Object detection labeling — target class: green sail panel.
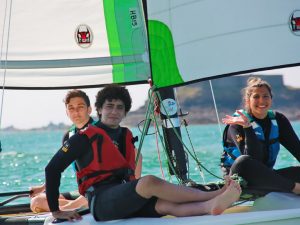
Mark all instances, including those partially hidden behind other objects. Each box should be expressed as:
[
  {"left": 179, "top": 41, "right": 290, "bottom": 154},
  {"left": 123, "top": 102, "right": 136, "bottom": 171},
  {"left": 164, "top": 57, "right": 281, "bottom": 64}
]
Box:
[
  {"left": 103, "top": 0, "right": 150, "bottom": 84},
  {"left": 148, "top": 20, "right": 184, "bottom": 88}
]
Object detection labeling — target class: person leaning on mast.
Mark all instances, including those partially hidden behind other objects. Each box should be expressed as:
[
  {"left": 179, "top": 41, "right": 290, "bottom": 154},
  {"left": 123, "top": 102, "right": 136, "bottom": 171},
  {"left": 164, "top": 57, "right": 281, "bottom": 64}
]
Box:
[
  {"left": 221, "top": 77, "right": 300, "bottom": 194},
  {"left": 30, "top": 89, "right": 94, "bottom": 212},
  {"left": 45, "top": 84, "right": 241, "bottom": 221}
]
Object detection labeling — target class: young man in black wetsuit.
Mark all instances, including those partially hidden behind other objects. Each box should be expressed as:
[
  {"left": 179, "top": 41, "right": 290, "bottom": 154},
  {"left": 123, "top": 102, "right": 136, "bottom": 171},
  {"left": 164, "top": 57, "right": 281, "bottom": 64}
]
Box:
[
  {"left": 30, "top": 90, "right": 94, "bottom": 212},
  {"left": 46, "top": 84, "right": 241, "bottom": 221}
]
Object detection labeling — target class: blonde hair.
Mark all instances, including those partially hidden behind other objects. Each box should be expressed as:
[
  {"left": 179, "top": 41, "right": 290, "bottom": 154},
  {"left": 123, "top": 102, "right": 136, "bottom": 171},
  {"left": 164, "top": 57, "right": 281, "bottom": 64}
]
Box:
[{"left": 242, "top": 77, "right": 273, "bottom": 113}]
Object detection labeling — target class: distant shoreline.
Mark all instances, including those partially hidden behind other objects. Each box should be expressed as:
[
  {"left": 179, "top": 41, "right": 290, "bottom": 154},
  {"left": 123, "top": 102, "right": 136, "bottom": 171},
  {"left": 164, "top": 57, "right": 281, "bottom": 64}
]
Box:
[{"left": 3, "top": 75, "right": 300, "bottom": 132}]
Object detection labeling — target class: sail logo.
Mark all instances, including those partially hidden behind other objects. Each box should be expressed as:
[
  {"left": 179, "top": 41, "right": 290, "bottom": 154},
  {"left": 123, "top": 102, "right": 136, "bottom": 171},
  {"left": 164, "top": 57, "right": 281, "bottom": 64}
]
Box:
[
  {"left": 290, "top": 10, "right": 300, "bottom": 35},
  {"left": 75, "top": 24, "right": 93, "bottom": 48},
  {"left": 129, "top": 8, "right": 140, "bottom": 28},
  {"left": 160, "top": 98, "right": 177, "bottom": 116}
]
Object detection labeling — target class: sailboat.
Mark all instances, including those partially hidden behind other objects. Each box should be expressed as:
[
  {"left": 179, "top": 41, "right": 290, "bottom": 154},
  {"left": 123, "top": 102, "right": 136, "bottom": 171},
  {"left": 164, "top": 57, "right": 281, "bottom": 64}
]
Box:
[{"left": 1, "top": 0, "right": 300, "bottom": 224}]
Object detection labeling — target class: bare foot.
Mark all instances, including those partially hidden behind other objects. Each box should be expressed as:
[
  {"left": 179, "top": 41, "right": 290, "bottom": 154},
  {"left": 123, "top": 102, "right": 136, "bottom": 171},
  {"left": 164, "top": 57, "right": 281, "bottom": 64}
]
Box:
[
  {"left": 210, "top": 180, "right": 241, "bottom": 215},
  {"left": 218, "top": 176, "right": 233, "bottom": 194}
]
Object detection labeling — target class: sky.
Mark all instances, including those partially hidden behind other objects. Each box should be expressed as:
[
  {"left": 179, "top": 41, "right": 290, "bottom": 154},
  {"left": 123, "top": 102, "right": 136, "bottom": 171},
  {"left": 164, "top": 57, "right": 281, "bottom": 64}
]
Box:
[{"left": 1, "top": 66, "right": 300, "bottom": 130}]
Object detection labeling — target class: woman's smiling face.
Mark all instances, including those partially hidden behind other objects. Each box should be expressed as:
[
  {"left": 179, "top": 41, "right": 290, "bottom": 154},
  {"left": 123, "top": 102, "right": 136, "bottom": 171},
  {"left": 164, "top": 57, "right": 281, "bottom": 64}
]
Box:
[{"left": 247, "top": 86, "right": 272, "bottom": 119}]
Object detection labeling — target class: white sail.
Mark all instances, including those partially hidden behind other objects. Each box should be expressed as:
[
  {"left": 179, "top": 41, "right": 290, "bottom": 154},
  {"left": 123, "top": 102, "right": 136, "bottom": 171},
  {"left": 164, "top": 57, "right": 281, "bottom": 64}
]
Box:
[
  {"left": 0, "top": 0, "right": 150, "bottom": 89},
  {"left": 146, "top": 0, "right": 300, "bottom": 88}
]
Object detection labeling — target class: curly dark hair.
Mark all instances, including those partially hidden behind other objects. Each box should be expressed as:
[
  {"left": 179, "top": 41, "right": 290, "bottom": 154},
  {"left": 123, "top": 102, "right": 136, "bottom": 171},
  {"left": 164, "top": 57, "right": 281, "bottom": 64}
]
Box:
[
  {"left": 64, "top": 89, "right": 90, "bottom": 107},
  {"left": 95, "top": 84, "right": 132, "bottom": 115}
]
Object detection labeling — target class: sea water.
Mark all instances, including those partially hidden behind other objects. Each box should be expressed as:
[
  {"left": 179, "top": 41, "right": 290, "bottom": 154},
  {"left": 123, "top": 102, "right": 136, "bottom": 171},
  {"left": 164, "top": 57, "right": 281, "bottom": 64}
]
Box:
[{"left": 1, "top": 122, "right": 300, "bottom": 204}]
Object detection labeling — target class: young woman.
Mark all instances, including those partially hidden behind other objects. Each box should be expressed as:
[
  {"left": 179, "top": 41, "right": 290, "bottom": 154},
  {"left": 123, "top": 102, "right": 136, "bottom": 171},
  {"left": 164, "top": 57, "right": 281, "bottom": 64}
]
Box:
[{"left": 221, "top": 77, "right": 300, "bottom": 194}]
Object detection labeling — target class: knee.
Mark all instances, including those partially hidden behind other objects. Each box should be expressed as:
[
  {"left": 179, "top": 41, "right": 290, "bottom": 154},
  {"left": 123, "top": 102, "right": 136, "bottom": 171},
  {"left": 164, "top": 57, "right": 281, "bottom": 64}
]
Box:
[
  {"left": 155, "top": 199, "right": 174, "bottom": 216},
  {"left": 30, "top": 195, "right": 49, "bottom": 213},
  {"left": 231, "top": 155, "right": 252, "bottom": 175},
  {"left": 136, "top": 175, "right": 162, "bottom": 198},
  {"left": 139, "top": 175, "right": 162, "bottom": 187}
]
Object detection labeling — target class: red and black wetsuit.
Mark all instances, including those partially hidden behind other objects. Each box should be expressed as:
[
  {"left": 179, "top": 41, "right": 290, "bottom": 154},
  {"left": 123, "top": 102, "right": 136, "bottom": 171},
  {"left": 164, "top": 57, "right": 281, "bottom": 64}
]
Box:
[
  {"left": 60, "top": 117, "right": 94, "bottom": 200},
  {"left": 45, "top": 121, "right": 161, "bottom": 220}
]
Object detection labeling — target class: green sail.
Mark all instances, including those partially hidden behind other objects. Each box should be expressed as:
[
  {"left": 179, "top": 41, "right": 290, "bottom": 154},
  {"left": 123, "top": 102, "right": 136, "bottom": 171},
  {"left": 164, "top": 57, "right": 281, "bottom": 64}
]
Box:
[
  {"left": 148, "top": 20, "right": 184, "bottom": 88},
  {"left": 103, "top": 0, "right": 150, "bottom": 84}
]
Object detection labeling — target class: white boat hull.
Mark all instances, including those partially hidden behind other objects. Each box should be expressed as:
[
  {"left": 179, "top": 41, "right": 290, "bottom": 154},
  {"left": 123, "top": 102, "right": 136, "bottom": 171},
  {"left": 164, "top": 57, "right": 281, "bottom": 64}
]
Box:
[{"left": 43, "top": 192, "right": 300, "bottom": 225}]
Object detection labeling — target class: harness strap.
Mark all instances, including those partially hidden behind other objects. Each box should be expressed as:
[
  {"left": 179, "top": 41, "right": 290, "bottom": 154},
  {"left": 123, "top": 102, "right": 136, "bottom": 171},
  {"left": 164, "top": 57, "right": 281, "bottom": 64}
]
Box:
[{"left": 78, "top": 168, "right": 134, "bottom": 185}]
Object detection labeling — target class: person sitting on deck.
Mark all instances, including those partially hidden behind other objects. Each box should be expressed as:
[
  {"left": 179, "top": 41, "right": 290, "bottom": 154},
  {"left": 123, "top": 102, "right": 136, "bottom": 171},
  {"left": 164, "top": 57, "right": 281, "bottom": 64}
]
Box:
[
  {"left": 221, "top": 77, "right": 300, "bottom": 194},
  {"left": 45, "top": 84, "right": 241, "bottom": 221},
  {"left": 30, "top": 90, "right": 94, "bottom": 212}
]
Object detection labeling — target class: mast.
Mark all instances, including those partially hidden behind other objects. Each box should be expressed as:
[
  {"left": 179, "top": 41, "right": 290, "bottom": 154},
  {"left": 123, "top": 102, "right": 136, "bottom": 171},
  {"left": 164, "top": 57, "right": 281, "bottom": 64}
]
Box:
[
  {"left": 142, "top": 0, "right": 188, "bottom": 183},
  {"left": 158, "top": 87, "right": 188, "bottom": 182}
]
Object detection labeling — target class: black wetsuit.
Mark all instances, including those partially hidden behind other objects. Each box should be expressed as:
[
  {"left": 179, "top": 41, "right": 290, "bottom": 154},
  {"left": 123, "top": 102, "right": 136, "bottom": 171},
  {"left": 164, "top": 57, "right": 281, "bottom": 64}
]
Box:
[
  {"left": 222, "top": 111, "right": 300, "bottom": 192},
  {"left": 62, "top": 117, "right": 94, "bottom": 144},
  {"left": 60, "top": 117, "right": 94, "bottom": 200},
  {"left": 45, "top": 121, "right": 161, "bottom": 221}
]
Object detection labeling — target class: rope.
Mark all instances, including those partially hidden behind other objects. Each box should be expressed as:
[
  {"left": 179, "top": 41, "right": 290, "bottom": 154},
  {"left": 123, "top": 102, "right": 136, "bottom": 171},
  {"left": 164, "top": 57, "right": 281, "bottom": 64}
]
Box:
[
  {"left": 209, "top": 80, "right": 223, "bottom": 140},
  {"left": 135, "top": 87, "right": 154, "bottom": 165},
  {"left": 0, "top": 0, "right": 13, "bottom": 129},
  {"left": 136, "top": 85, "right": 224, "bottom": 184},
  {"left": 154, "top": 90, "right": 223, "bottom": 181},
  {"left": 154, "top": 121, "right": 165, "bottom": 180}
]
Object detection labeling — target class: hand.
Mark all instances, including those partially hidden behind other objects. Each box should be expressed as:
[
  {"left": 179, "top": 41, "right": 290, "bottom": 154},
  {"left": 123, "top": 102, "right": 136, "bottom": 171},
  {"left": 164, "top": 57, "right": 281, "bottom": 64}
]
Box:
[
  {"left": 29, "top": 183, "right": 45, "bottom": 197},
  {"left": 222, "top": 110, "right": 251, "bottom": 128},
  {"left": 52, "top": 210, "right": 82, "bottom": 221}
]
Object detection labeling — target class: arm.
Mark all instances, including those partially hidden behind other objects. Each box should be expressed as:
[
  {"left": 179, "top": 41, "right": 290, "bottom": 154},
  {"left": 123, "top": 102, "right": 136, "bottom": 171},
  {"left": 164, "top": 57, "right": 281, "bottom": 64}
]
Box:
[
  {"left": 223, "top": 111, "right": 265, "bottom": 161},
  {"left": 29, "top": 183, "right": 45, "bottom": 197},
  {"left": 227, "top": 126, "right": 264, "bottom": 160},
  {"left": 45, "top": 134, "right": 87, "bottom": 220},
  {"left": 60, "top": 195, "right": 88, "bottom": 210},
  {"left": 277, "top": 112, "right": 300, "bottom": 162}
]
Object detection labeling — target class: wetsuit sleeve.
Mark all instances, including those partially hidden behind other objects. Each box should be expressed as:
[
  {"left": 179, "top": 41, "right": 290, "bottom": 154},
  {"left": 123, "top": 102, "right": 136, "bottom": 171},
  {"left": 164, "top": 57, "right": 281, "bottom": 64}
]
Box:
[
  {"left": 276, "top": 112, "right": 300, "bottom": 162},
  {"left": 61, "top": 131, "right": 69, "bottom": 145},
  {"left": 227, "top": 124, "right": 265, "bottom": 161},
  {"left": 45, "top": 134, "right": 89, "bottom": 212}
]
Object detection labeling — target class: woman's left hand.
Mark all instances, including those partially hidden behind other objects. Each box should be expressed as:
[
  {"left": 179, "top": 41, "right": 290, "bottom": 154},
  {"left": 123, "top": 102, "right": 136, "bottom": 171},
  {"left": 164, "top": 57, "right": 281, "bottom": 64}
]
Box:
[{"left": 222, "top": 110, "right": 251, "bottom": 128}]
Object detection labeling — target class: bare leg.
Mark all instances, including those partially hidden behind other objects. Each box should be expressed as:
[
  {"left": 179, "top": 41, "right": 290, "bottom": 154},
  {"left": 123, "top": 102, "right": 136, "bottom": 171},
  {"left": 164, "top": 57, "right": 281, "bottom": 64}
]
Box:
[
  {"left": 155, "top": 180, "right": 241, "bottom": 217},
  {"left": 30, "top": 193, "right": 69, "bottom": 213},
  {"left": 136, "top": 175, "right": 232, "bottom": 203},
  {"left": 292, "top": 183, "right": 300, "bottom": 194}
]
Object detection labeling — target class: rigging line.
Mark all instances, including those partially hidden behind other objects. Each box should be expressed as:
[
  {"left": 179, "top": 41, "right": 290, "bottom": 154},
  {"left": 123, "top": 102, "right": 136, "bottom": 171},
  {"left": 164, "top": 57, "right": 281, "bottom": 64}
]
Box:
[
  {"left": 135, "top": 87, "right": 154, "bottom": 165},
  {"left": 209, "top": 80, "right": 223, "bottom": 140},
  {"left": 154, "top": 119, "right": 166, "bottom": 180},
  {"left": 152, "top": 110, "right": 181, "bottom": 183},
  {"left": 0, "top": 0, "right": 13, "bottom": 129},
  {"left": 150, "top": 92, "right": 181, "bottom": 182},
  {"left": 173, "top": 87, "right": 205, "bottom": 182},
  {"left": 0, "top": 0, "right": 9, "bottom": 61},
  {"left": 155, "top": 90, "right": 222, "bottom": 180}
]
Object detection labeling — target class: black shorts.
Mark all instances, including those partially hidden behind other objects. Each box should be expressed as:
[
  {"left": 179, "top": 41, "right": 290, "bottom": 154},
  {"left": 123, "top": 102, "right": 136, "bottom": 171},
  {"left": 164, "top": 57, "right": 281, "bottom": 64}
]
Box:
[
  {"left": 61, "top": 190, "right": 80, "bottom": 200},
  {"left": 89, "top": 179, "right": 163, "bottom": 221}
]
